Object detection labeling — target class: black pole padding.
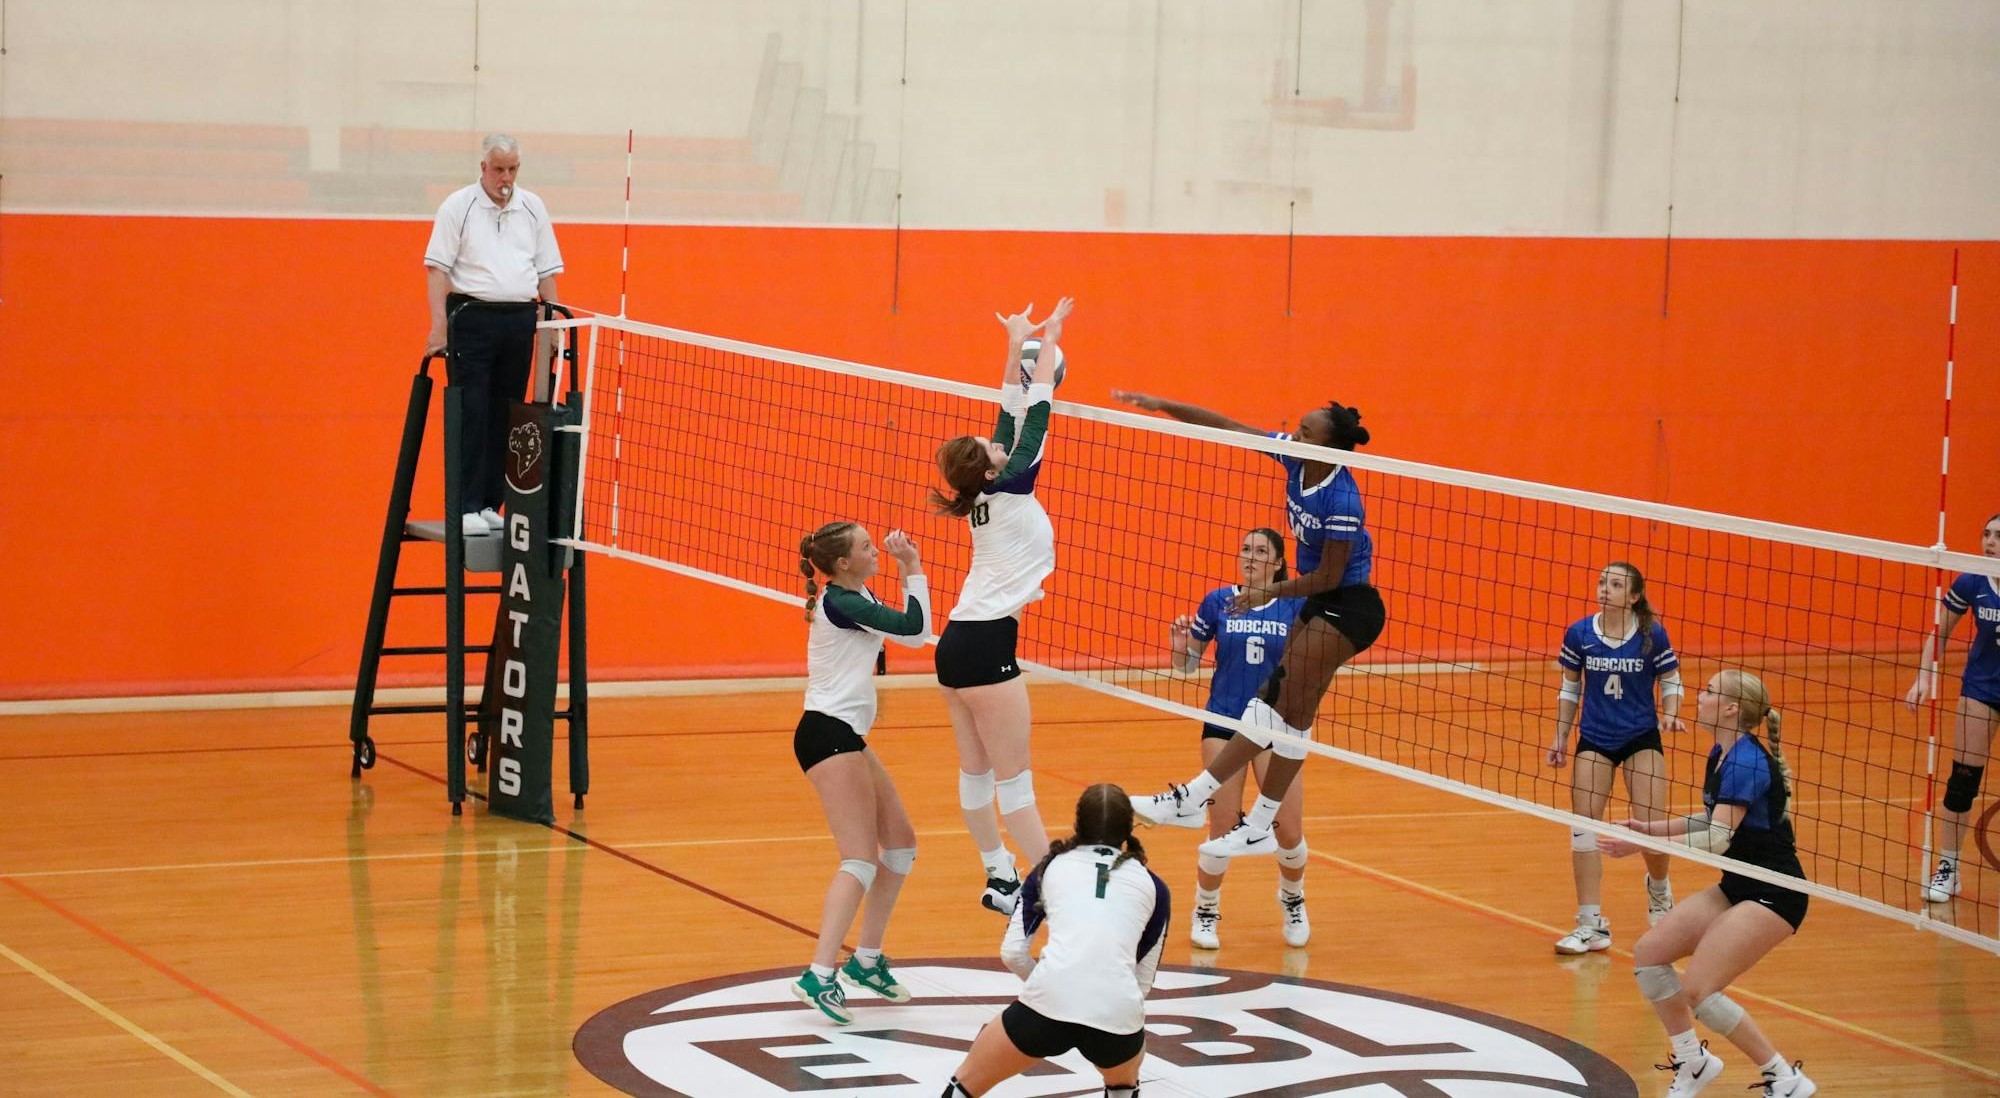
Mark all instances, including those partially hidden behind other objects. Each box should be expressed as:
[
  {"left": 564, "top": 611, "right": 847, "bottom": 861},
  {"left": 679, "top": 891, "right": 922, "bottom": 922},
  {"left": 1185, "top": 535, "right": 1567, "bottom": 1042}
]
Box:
[
  {"left": 444, "top": 384, "right": 467, "bottom": 811},
  {"left": 568, "top": 547, "right": 589, "bottom": 799},
  {"left": 350, "top": 356, "right": 440, "bottom": 756}
]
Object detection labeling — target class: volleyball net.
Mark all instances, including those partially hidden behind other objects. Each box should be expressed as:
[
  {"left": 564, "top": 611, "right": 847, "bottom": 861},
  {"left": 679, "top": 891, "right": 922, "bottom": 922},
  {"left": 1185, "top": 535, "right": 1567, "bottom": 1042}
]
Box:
[{"left": 545, "top": 312, "right": 2000, "bottom": 955}]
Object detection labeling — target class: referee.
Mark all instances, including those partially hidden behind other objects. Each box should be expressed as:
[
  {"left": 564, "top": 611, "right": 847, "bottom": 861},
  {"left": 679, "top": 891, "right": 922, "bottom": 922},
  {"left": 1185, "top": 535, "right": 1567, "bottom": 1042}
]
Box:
[{"left": 423, "top": 133, "right": 563, "bottom": 536}]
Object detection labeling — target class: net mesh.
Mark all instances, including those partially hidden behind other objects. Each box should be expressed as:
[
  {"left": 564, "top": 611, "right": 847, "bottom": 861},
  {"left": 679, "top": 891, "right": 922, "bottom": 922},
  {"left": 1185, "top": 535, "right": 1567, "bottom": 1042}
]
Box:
[{"left": 557, "top": 313, "right": 1999, "bottom": 953}]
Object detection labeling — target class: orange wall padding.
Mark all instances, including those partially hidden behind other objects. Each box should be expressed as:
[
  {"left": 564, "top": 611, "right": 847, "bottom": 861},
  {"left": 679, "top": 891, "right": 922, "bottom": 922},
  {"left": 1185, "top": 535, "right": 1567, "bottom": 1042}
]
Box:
[{"left": 0, "top": 215, "right": 1993, "bottom": 698}]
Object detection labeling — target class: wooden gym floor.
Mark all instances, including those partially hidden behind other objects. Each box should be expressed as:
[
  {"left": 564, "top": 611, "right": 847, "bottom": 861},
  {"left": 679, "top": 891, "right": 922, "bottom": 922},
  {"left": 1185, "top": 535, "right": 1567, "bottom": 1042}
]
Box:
[{"left": 2, "top": 681, "right": 1996, "bottom": 1096}]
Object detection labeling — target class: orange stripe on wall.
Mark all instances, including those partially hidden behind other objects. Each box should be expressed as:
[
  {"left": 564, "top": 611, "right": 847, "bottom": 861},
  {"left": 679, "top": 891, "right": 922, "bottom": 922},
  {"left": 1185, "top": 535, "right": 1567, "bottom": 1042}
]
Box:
[{"left": 0, "top": 215, "right": 1993, "bottom": 697}]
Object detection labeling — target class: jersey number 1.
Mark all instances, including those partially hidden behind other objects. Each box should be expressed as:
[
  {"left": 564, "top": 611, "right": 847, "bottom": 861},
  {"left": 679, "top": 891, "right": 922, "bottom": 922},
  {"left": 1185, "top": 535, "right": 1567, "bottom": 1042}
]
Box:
[{"left": 1094, "top": 862, "right": 1111, "bottom": 898}]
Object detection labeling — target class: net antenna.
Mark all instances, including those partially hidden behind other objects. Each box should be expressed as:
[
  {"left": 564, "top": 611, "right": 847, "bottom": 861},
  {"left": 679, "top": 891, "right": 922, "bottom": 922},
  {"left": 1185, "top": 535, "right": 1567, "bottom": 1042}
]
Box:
[
  {"left": 1919, "top": 249, "right": 1962, "bottom": 881},
  {"left": 543, "top": 311, "right": 2000, "bottom": 956}
]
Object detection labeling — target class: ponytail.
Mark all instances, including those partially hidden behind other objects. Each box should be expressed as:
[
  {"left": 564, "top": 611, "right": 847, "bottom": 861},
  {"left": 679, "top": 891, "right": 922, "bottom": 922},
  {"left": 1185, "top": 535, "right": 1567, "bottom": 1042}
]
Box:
[
  {"left": 1764, "top": 709, "right": 1795, "bottom": 823},
  {"left": 798, "top": 538, "right": 819, "bottom": 622}
]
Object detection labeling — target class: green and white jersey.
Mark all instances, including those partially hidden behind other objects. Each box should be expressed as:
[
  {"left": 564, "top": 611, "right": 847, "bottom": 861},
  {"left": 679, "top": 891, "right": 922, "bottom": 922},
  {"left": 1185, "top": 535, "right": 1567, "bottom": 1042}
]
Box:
[
  {"left": 805, "top": 577, "right": 931, "bottom": 734},
  {"left": 951, "top": 381, "right": 1057, "bottom": 623}
]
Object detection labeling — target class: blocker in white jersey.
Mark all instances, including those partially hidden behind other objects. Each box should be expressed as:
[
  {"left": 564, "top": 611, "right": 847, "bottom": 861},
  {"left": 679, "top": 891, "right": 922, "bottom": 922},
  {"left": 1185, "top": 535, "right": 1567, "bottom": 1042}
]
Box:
[
  {"left": 790, "top": 524, "right": 929, "bottom": 1026},
  {"left": 942, "top": 784, "right": 1165, "bottom": 1098},
  {"left": 929, "top": 298, "right": 1074, "bottom": 921}
]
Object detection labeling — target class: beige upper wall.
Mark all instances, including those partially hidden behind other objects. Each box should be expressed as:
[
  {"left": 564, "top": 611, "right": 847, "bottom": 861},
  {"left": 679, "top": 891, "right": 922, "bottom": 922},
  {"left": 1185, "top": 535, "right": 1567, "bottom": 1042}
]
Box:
[{"left": 1, "top": 0, "right": 1994, "bottom": 236}]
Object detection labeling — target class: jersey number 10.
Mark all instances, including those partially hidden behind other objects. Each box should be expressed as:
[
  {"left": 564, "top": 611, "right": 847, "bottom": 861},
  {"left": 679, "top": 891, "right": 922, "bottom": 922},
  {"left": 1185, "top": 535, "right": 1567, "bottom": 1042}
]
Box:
[{"left": 970, "top": 502, "right": 991, "bottom": 528}]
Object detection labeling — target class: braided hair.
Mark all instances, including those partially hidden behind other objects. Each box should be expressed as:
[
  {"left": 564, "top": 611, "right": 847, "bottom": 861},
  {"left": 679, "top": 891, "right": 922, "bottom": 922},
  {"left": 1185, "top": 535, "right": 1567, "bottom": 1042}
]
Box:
[{"left": 798, "top": 521, "right": 858, "bottom": 622}]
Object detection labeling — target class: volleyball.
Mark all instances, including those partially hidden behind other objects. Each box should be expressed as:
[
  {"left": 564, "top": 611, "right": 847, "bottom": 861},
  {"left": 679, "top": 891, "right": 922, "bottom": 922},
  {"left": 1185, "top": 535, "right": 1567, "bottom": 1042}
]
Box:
[{"left": 1019, "top": 338, "right": 1066, "bottom": 390}]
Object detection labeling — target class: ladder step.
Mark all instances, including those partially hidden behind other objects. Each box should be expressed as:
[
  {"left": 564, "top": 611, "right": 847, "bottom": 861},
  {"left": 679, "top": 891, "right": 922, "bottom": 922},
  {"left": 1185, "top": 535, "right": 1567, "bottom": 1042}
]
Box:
[
  {"left": 391, "top": 585, "right": 505, "bottom": 596},
  {"left": 380, "top": 645, "right": 495, "bottom": 657},
  {"left": 368, "top": 703, "right": 485, "bottom": 716}
]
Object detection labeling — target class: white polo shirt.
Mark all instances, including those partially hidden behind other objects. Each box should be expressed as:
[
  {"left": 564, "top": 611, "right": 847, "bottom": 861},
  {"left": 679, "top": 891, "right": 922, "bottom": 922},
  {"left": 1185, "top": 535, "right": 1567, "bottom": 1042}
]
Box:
[{"left": 424, "top": 183, "right": 563, "bottom": 302}]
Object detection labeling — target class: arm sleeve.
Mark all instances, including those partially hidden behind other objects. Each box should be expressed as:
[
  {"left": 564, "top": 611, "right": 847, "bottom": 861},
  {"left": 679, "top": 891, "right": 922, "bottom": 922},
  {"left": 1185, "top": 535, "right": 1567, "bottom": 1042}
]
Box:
[
  {"left": 993, "top": 391, "right": 1052, "bottom": 488},
  {"left": 999, "top": 892, "right": 1035, "bottom": 979},
  {"left": 1711, "top": 744, "right": 1770, "bottom": 808},
  {"left": 1557, "top": 623, "right": 1585, "bottom": 672},
  {"left": 1651, "top": 626, "right": 1681, "bottom": 673},
  {"left": 1133, "top": 872, "right": 1171, "bottom": 996},
  {"left": 1188, "top": 591, "right": 1221, "bottom": 646},
  {"left": 1945, "top": 573, "right": 1977, "bottom": 614},
  {"left": 821, "top": 583, "right": 928, "bottom": 643},
  {"left": 1321, "top": 477, "right": 1366, "bottom": 542},
  {"left": 1263, "top": 429, "right": 1292, "bottom": 467},
  {"left": 423, "top": 195, "right": 462, "bottom": 271}
]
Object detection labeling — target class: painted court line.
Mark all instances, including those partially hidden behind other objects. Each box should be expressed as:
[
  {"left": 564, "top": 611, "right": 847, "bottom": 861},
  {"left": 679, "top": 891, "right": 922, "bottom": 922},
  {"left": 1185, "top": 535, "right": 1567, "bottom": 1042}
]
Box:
[
  {"left": 1, "top": 878, "right": 397, "bottom": 1097},
  {"left": 0, "top": 937, "right": 255, "bottom": 1097},
  {"left": 1301, "top": 845, "right": 2000, "bottom": 1085}
]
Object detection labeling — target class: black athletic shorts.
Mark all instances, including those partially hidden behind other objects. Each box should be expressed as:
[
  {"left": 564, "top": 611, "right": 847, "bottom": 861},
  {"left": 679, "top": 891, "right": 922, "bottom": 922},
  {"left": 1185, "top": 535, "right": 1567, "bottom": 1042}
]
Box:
[
  {"left": 1001, "top": 1001, "right": 1145, "bottom": 1069},
  {"left": 935, "top": 617, "right": 1021, "bottom": 689},
  {"left": 1299, "top": 584, "right": 1386, "bottom": 653},
  {"left": 1576, "top": 729, "right": 1665, "bottom": 767},
  {"left": 794, "top": 710, "right": 867, "bottom": 773},
  {"left": 1719, "top": 867, "right": 1809, "bottom": 932}
]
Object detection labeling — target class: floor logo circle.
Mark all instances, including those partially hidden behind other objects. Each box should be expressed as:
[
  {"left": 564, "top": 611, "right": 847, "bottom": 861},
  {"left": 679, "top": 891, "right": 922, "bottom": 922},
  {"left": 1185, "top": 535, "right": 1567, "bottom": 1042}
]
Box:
[{"left": 574, "top": 958, "right": 1635, "bottom": 1096}]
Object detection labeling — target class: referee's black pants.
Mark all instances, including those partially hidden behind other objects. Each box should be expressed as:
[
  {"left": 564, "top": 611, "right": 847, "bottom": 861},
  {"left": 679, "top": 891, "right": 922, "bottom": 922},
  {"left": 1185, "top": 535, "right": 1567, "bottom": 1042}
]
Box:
[{"left": 444, "top": 294, "right": 537, "bottom": 514}]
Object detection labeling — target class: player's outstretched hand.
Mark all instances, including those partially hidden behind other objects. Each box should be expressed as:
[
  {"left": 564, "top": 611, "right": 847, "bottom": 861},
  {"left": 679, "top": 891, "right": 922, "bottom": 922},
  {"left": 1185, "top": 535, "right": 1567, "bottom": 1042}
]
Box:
[
  {"left": 1113, "top": 390, "right": 1166, "bottom": 412},
  {"left": 1040, "top": 297, "right": 1074, "bottom": 343},
  {"left": 996, "top": 303, "right": 1040, "bottom": 343}
]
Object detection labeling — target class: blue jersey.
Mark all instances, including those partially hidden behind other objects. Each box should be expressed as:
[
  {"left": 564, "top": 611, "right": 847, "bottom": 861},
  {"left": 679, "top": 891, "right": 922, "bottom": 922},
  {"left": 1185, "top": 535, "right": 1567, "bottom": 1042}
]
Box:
[
  {"left": 1943, "top": 572, "right": 2000, "bottom": 705},
  {"left": 1558, "top": 615, "right": 1679, "bottom": 748},
  {"left": 1189, "top": 586, "right": 1306, "bottom": 724},
  {"left": 1702, "top": 735, "right": 1801, "bottom": 878},
  {"left": 1268, "top": 431, "right": 1372, "bottom": 587}
]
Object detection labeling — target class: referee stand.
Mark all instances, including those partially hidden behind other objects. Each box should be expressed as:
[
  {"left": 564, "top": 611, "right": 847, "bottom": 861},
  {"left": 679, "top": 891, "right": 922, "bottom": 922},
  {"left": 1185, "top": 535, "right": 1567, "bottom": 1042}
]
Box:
[{"left": 349, "top": 300, "right": 589, "bottom": 822}]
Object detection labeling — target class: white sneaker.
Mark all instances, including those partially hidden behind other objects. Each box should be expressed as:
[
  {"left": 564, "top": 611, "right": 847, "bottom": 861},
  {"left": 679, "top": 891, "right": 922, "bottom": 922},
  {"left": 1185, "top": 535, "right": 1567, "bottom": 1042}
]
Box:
[
  {"left": 981, "top": 875, "right": 1021, "bottom": 915},
  {"left": 1656, "top": 1042, "right": 1723, "bottom": 1096},
  {"left": 461, "top": 512, "right": 491, "bottom": 537},
  {"left": 1198, "top": 822, "right": 1277, "bottom": 858},
  {"left": 1189, "top": 906, "right": 1220, "bottom": 950},
  {"left": 1758, "top": 1063, "right": 1816, "bottom": 1098},
  {"left": 478, "top": 507, "right": 504, "bottom": 532},
  {"left": 1279, "top": 889, "right": 1311, "bottom": 947},
  {"left": 1132, "top": 783, "right": 1208, "bottom": 829},
  {"left": 1923, "top": 860, "right": 1960, "bottom": 903},
  {"left": 1647, "top": 880, "right": 1676, "bottom": 926},
  {"left": 1553, "top": 913, "right": 1611, "bottom": 955}
]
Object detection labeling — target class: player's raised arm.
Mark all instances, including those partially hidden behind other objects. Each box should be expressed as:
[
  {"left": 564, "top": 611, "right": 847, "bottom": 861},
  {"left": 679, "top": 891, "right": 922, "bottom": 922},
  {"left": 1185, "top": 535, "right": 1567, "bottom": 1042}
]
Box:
[{"left": 1111, "top": 390, "right": 1263, "bottom": 435}]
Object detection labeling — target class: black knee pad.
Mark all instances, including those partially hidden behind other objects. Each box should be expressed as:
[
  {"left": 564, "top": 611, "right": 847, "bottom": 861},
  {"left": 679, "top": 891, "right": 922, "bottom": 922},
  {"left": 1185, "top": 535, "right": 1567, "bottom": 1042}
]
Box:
[
  {"left": 1944, "top": 762, "right": 1985, "bottom": 814},
  {"left": 1259, "top": 663, "right": 1289, "bottom": 705}
]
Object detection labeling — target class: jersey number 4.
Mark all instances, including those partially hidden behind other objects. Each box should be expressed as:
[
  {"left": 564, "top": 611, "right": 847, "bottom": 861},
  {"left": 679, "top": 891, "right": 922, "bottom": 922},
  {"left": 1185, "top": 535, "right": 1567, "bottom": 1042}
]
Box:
[
  {"left": 1602, "top": 674, "right": 1624, "bottom": 700},
  {"left": 970, "top": 502, "right": 991, "bottom": 528}
]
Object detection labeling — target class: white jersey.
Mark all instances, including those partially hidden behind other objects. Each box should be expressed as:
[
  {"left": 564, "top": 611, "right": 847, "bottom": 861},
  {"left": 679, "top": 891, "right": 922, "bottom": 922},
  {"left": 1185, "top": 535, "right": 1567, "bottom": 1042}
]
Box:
[
  {"left": 802, "top": 578, "right": 929, "bottom": 734},
  {"left": 951, "top": 382, "right": 1057, "bottom": 622},
  {"left": 1000, "top": 844, "right": 1170, "bottom": 1035}
]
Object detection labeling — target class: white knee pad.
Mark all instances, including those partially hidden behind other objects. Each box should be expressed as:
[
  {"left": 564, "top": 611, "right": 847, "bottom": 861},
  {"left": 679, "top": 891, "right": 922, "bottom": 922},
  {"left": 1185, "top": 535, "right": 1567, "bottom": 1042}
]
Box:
[
  {"left": 839, "top": 858, "right": 878, "bottom": 891},
  {"left": 879, "top": 846, "right": 917, "bottom": 875},
  {"left": 1277, "top": 841, "right": 1309, "bottom": 870},
  {"left": 1197, "top": 852, "right": 1231, "bottom": 877},
  {"left": 1634, "top": 964, "right": 1681, "bottom": 1003},
  {"left": 959, "top": 769, "right": 996, "bottom": 811},
  {"left": 996, "top": 770, "right": 1037, "bottom": 814},
  {"left": 1570, "top": 828, "right": 1597, "bottom": 853},
  {"left": 1237, "top": 699, "right": 1283, "bottom": 749},
  {"left": 1693, "top": 991, "right": 1745, "bottom": 1036}
]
